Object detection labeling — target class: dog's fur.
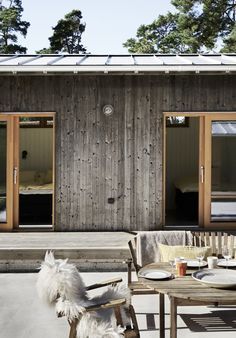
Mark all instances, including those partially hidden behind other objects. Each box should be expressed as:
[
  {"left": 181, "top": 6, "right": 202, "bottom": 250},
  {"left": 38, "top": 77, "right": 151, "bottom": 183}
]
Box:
[{"left": 37, "top": 251, "right": 131, "bottom": 337}]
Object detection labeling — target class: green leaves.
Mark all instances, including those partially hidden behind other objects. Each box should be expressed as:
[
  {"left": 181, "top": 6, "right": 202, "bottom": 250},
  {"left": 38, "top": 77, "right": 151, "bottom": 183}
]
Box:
[
  {"left": 37, "top": 9, "right": 87, "bottom": 54},
  {"left": 0, "top": 0, "right": 30, "bottom": 54},
  {"left": 123, "top": 0, "right": 236, "bottom": 53}
]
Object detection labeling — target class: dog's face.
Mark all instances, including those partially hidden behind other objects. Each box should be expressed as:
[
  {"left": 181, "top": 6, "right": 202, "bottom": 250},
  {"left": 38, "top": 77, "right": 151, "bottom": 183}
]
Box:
[{"left": 36, "top": 251, "right": 87, "bottom": 305}]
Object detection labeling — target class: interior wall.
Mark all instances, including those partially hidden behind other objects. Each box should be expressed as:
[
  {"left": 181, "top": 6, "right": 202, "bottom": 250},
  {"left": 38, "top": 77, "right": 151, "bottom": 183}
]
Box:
[
  {"left": 166, "top": 117, "right": 199, "bottom": 209},
  {"left": 20, "top": 128, "right": 53, "bottom": 171}
]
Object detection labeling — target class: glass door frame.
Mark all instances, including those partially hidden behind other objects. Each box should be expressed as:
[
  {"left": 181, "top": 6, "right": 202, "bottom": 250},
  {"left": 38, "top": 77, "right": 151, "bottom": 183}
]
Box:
[
  {"left": 163, "top": 111, "right": 236, "bottom": 229},
  {"left": 0, "top": 115, "right": 14, "bottom": 231},
  {"left": 163, "top": 112, "right": 205, "bottom": 228},
  {"left": 0, "top": 113, "right": 55, "bottom": 231},
  {"left": 204, "top": 113, "right": 236, "bottom": 228}
]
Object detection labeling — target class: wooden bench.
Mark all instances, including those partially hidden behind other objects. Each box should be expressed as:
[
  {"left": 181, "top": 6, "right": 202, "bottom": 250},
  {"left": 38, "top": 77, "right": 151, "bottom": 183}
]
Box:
[{"left": 191, "top": 231, "right": 235, "bottom": 257}]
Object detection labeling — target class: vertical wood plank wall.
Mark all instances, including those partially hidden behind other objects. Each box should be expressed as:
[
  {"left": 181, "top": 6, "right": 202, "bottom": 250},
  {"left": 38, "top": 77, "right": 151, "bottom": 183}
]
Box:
[{"left": 0, "top": 75, "right": 235, "bottom": 231}]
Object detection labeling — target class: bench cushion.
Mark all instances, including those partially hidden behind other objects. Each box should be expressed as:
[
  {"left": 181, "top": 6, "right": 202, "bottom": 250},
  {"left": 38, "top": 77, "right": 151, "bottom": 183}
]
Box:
[{"left": 159, "top": 243, "right": 212, "bottom": 261}]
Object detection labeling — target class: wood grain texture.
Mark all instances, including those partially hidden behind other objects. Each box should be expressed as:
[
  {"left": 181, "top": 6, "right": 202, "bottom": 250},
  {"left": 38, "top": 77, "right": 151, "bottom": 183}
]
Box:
[{"left": 0, "top": 75, "right": 236, "bottom": 231}]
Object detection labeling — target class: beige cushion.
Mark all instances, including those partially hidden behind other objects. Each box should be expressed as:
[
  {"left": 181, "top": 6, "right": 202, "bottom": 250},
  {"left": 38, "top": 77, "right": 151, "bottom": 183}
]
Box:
[{"left": 159, "top": 243, "right": 212, "bottom": 262}]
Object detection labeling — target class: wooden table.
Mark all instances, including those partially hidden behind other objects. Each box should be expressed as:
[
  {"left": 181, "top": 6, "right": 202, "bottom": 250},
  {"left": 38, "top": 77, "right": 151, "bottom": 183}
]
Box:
[{"left": 138, "top": 262, "right": 236, "bottom": 338}]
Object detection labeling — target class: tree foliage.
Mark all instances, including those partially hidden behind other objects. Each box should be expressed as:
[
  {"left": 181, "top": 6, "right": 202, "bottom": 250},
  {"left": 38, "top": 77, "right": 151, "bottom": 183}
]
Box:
[
  {"left": 37, "top": 10, "right": 86, "bottom": 54},
  {"left": 0, "top": 0, "right": 30, "bottom": 53},
  {"left": 123, "top": 0, "right": 236, "bottom": 53}
]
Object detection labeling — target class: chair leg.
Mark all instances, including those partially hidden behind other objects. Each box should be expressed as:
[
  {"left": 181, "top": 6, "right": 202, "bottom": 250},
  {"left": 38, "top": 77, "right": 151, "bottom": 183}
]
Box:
[
  {"left": 68, "top": 318, "right": 79, "bottom": 338},
  {"left": 114, "top": 306, "right": 123, "bottom": 326},
  {"left": 129, "top": 304, "right": 140, "bottom": 338},
  {"left": 159, "top": 293, "right": 165, "bottom": 338}
]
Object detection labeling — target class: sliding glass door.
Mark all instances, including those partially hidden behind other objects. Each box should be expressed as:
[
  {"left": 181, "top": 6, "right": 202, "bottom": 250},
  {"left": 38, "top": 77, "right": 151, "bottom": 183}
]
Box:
[
  {"left": 0, "top": 116, "right": 13, "bottom": 230},
  {"left": 164, "top": 112, "right": 236, "bottom": 229},
  {"left": 0, "top": 114, "right": 54, "bottom": 231},
  {"left": 204, "top": 114, "right": 236, "bottom": 227}
]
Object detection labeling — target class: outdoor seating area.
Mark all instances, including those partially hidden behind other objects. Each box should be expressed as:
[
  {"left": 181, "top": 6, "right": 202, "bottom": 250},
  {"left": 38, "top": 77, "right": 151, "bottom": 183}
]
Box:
[
  {"left": 2, "top": 270, "right": 236, "bottom": 338},
  {"left": 126, "top": 231, "right": 236, "bottom": 338},
  {"left": 18, "top": 230, "right": 235, "bottom": 338}
]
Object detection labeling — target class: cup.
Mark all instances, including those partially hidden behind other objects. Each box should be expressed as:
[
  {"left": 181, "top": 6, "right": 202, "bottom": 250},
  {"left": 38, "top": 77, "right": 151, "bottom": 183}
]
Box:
[
  {"left": 175, "top": 257, "right": 184, "bottom": 266},
  {"left": 207, "top": 256, "right": 218, "bottom": 269},
  {"left": 176, "top": 261, "right": 187, "bottom": 277}
]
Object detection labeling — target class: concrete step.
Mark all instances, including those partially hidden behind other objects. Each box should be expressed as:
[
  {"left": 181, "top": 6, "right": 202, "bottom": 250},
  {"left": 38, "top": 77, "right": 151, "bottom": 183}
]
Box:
[{"left": 0, "top": 232, "right": 135, "bottom": 272}]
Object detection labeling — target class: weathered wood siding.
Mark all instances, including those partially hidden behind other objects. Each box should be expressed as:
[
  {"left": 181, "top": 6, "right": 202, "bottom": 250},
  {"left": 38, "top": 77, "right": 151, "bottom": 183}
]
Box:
[{"left": 0, "top": 75, "right": 236, "bottom": 231}]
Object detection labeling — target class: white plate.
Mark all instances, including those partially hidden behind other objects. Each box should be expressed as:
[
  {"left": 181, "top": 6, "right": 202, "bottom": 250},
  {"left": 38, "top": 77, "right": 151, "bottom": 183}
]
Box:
[
  {"left": 192, "top": 269, "right": 236, "bottom": 288},
  {"left": 138, "top": 269, "right": 172, "bottom": 280},
  {"left": 186, "top": 259, "right": 208, "bottom": 268},
  {"left": 217, "top": 259, "right": 236, "bottom": 268}
]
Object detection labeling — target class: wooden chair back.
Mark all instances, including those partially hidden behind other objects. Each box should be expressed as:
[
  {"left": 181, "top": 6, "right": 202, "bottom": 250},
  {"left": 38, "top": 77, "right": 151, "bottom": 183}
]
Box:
[
  {"left": 127, "top": 238, "right": 157, "bottom": 295},
  {"left": 128, "top": 238, "right": 141, "bottom": 275},
  {"left": 192, "top": 232, "right": 235, "bottom": 258}
]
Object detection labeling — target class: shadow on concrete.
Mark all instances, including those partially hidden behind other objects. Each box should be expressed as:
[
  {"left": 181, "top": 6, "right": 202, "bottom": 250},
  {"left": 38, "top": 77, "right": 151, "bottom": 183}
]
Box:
[{"left": 180, "top": 310, "right": 236, "bottom": 332}]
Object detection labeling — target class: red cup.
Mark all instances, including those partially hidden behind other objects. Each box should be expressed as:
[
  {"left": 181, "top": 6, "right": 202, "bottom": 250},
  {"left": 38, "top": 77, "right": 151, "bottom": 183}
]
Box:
[{"left": 176, "top": 261, "right": 187, "bottom": 277}]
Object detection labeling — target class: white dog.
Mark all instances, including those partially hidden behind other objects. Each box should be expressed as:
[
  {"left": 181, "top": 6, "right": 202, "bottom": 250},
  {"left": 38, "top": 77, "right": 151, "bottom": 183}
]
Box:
[{"left": 36, "top": 251, "right": 131, "bottom": 338}]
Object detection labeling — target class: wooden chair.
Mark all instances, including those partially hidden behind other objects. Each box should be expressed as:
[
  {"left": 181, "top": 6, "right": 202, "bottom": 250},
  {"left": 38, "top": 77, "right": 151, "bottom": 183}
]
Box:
[
  {"left": 58, "top": 277, "right": 140, "bottom": 338},
  {"left": 191, "top": 231, "right": 235, "bottom": 258},
  {"left": 127, "top": 238, "right": 164, "bottom": 338}
]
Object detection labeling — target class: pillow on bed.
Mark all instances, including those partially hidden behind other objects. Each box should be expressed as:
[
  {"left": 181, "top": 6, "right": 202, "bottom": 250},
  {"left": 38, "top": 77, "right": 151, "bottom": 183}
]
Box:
[{"left": 159, "top": 243, "right": 212, "bottom": 262}]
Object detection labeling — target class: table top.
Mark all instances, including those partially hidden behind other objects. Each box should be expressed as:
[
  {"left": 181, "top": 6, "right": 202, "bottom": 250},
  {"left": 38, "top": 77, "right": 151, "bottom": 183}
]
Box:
[{"left": 138, "top": 262, "right": 236, "bottom": 303}]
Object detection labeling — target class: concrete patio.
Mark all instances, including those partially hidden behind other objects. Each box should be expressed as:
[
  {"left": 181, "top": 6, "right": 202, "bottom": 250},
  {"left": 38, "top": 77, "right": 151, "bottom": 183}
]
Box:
[{"left": 1, "top": 271, "right": 236, "bottom": 338}]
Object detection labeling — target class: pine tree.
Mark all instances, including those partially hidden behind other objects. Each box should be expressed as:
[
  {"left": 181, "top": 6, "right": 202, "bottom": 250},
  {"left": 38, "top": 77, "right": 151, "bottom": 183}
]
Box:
[
  {"left": 0, "top": 0, "right": 30, "bottom": 54},
  {"left": 123, "top": 0, "right": 236, "bottom": 53},
  {"left": 37, "top": 10, "right": 86, "bottom": 54}
]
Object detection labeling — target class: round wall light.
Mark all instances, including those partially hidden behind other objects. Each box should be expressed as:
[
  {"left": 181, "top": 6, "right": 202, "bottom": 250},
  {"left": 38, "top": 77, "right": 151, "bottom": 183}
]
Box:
[{"left": 103, "top": 104, "right": 114, "bottom": 116}]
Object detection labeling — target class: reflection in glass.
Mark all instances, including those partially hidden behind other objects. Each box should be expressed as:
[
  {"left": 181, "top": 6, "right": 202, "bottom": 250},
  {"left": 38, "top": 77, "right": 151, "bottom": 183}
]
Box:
[
  {"left": 166, "top": 116, "right": 189, "bottom": 127},
  {"left": 0, "top": 122, "right": 7, "bottom": 223},
  {"left": 211, "top": 121, "right": 236, "bottom": 222}
]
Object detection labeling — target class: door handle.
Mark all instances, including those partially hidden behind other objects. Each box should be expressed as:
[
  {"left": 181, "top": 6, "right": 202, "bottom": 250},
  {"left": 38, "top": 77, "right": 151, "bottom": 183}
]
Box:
[
  {"left": 13, "top": 167, "right": 18, "bottom": 185},
  {"left": 200, "top": 165, "right": 204, "bottom": 183}
]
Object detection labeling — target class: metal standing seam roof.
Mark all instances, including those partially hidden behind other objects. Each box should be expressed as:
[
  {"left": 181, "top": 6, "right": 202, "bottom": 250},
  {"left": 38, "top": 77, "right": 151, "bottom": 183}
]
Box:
[{"left": 0, "top": 54, "right": 236, "bottom": 74}]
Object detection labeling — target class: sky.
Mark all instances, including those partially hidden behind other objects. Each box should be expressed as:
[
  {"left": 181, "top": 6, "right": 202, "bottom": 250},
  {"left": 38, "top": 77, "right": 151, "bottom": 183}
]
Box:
[{"left": 18, "top": 0, "right": 174, "bottom": 54}]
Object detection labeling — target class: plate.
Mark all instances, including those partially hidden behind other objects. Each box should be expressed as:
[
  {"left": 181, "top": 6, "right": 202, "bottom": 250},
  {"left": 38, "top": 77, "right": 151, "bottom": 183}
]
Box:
[
  {"left": 217, "top": 259, "right": 236, "bottom": 268},
  {"left": 186, "top": 259, "right": 208, "bottom": 268},
  {"left": 192, "top": 269, "right": 236, "bottom": 288},
  {"left": 138, "top": 269, "right": 172, "bottom": 280}
]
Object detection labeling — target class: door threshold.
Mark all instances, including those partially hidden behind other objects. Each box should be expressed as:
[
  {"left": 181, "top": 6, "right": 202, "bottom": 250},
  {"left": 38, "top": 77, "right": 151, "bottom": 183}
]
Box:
[
  {"left": 164, "top": 225, "right": 201, "bottom": 230},
  {"left": 18, "top": 224, "right": 53, "bottom": 229}
]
